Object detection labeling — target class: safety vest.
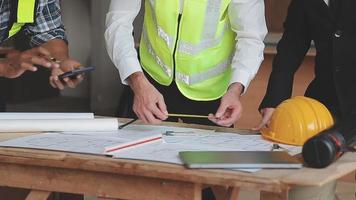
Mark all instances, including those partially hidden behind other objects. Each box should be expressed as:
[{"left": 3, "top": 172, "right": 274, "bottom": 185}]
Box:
[
  {"left": 7, "top": 0, "right": 37, "bottom": 39},
  {"left": 140, "top": 0, "right": 235, "bottom": 101}
]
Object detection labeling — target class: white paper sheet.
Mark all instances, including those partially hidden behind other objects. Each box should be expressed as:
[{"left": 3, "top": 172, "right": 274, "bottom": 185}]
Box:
[
  {"left": 0, "top": 123, "right": 302, "bottom": 173},
  {"left": 0, "top": 112, "right": 94, "bottom": 120},
  {"left": 113, "top": 131, "right": 302, "bottom": 172},
  {"left": 0, "top": 129, "right": 163, "bottom": 155},
  {"left": 0, "top": 118, "right": 118, "bottom": 132}
]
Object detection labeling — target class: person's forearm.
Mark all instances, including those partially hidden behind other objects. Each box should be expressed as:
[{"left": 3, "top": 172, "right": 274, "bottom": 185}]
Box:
[
  {"left": 128, "top": 71, "right": 147, "bottom": 92},
  {"left": 41, "top": 39, "right": 69, "bottom": 61}
]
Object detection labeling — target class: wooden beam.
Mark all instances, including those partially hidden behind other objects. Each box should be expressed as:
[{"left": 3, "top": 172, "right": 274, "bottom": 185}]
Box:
[
  {"left": 25, "top": 190, "right": 51, "bottom": 200},
  {"left": 0, "top": 148, "right": 283, "bottom": 193},
  {"left": 0, "top": 163, "right": 201, "bottom": 200}
]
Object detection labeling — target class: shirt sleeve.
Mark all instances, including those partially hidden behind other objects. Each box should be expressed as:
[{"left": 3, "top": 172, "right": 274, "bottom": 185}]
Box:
[
  {"left": 23, "top": 0, "right": 67, "bottom": 47},
  {"left": 259, "top": 0, "right": 311, "bottom": 110},
  {"left": 105, "top": 0, "right": 142, "bottom": 85},
  {"left": 228, "top": 0, "right": 268, "bottom": 94}
]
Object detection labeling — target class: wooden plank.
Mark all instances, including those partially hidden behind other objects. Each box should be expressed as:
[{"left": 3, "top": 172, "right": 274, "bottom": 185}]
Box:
[
  {"left": 0, "top": 163, "right": 202, "bottom": 200},
  {"left": 0, "top": 148, "right": 283, "bottom": 193},
  {"left": 25, "top": 190, "right": 51, "bottom": 200}
]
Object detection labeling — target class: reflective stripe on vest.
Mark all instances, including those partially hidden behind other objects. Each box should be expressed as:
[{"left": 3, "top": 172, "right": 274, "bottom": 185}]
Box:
[
  {"left": 146, "top": 0, "right": 227, "bottom": 56},
  {"left": 8, "top": 0, "right": 36, "bottom": 38},
  {"left": 176, "top": 54, "right": 233, "bottom": 85},
  {"left": 142, "top": 28, "right": 172, "bottom": 77},
  {"left": 140, "top": 0, "right": 235, "bottom": 101},
  {"left": 143, "top": 25, "right": 232, "bottom": 84}
]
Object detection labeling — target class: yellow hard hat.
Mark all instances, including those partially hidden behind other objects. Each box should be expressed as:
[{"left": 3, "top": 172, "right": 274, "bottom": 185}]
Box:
[{"left": 261, "top": 96, "right": 334, "bottom": 146}]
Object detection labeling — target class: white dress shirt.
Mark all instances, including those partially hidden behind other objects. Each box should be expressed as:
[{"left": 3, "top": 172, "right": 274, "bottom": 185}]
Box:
[
  {"left": 324, "top": 0, "right": 329, "bottom": 6},
  {"left": 105, "top": 0, "right": 267, "bottom": 92}
]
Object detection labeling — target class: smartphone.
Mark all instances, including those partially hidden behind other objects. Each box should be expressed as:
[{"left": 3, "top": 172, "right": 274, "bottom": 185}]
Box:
[{"left": 58, "top": 66, "right": 95, "bottom": 80}]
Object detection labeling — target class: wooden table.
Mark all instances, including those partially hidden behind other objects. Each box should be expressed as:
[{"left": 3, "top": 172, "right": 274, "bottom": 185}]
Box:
[{"left": 0, "top": 119, "right": 355, "bottom": 200}]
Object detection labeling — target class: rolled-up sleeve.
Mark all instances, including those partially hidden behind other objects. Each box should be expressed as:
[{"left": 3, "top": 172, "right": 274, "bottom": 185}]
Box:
[
  {"left": 229, "top": 0, "right": 268, "bottom": 93},
  {"left": 24, "top": 0, "right": 67, "bottom": 47}
]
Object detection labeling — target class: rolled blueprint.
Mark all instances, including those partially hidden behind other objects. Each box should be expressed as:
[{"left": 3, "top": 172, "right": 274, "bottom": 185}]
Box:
[
  {"left": 0, "top": 118, "right": 118, "bottom": 132},
  {"left": 0, "top": 113, "right": 94, "bottom": 120}
]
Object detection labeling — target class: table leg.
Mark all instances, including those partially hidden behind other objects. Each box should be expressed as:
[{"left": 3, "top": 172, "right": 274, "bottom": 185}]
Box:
[
  {"left": 226, "top": 187, "right": 240, "bottom": 200},
  {"left": 260, "top": 189, "right": 289, "bottom": 200},
  {"left": 212, "top": 186, "right": 240, "bottom": 200},
  {"left": 25, "top": 190, "right": 52, "bottom": 200}
]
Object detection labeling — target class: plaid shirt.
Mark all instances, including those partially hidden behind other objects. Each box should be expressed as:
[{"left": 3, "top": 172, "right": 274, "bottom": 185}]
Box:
[{"left": 0, "top": 0, "right": 66, "bottom": 47}]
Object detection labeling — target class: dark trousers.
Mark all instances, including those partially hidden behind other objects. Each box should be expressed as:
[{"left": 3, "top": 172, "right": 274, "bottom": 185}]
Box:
[{"left": 117, "top": 73, "right": 221, "bottom": 126}]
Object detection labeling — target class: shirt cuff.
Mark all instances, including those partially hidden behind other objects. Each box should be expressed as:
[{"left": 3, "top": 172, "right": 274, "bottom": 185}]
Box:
[
  {"left": 118, "top": 57, "right": 142, "bottom": 85},
  {"left": 229, "top": 68, "right": 252, "bottom": 95}
]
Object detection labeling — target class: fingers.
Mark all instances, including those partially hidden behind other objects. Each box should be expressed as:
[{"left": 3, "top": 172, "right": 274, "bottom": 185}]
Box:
[
  {"left": 57, "top": 74, "right": 84, "bottom": 89},
  {"left": 133, "top": 107, "right": 161, "bottom": 124},
  {"left": 209, "top": 90, "right": 243, "bottom": 127},
  {"left": 217, "top": 107, "right": 242, "bottom": 127},
  {"left": 209, "top": 106, "right": 242, "bottom": 127},
  {"left": 62, "top": 77, "right": 76, "bottom": 88},
  {"left": 31, "top": 56, "right": 52, "bottom": 68},
  {"left": 49, "top": 58, "right": 84, "bottom": 89},
  {"left": 215, "top": 102, "right": 229, "bottom": 119},
  {"left": 131, "top": 80, "right": 168, "bottom": 124},
  {"left": 143, "top": 110, "right": 162, "bottom": 124},
  {"left": 49, "top": 76, "right": 65, "bottom": 90},
  {"left": 60, "top": 59, "right": 81, "bottom": 71},
  {"left": 20, "top": 62, "right": 37, "bottom": 72},
  {"left": 20, "top": 47, "right": 59, "bottom": 69},
  {"left": 132, "top": 91, "right": 167, "bottom": 124},
  {"left": 137, "top": 102, "right": 166, "bottom": 124},
  {"left": 252, "top": 108, "right": 275, "bottom": 130},
  {"left": 156, "top": 96, "right": 168, "bottom": 119}
]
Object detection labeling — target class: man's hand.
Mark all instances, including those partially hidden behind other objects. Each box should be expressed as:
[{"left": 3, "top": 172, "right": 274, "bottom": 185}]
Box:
[
  {"left": 252, "top": 108, "right": 275, "bottom": 130},
  {"left": 49, "top": 59, "right": 84, "bottom": 90},
  {"left": 208, "top": 83, "right": 244, "bottom": 127},
  {"left": 0, "top": 47, "right": 59, "bottom": 78},
  {"left": 129, "top": 72, "right": 168, "bottom": 124}
]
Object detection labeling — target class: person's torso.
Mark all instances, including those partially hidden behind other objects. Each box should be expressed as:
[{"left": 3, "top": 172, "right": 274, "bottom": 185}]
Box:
[
  {"left": 304, "top": 0, "right": 356, "bottom": 77},
  {"left": 302, "top": 0, "right": 356, "bottom": 113},
  {"left": 139, "top": 0, "right": 235, "bottom": 101},
  {"left": 0, "top": 0, "right": 38, "bottom": 44}
]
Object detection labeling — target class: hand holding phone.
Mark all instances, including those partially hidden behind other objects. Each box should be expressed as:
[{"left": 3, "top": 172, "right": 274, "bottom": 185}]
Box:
[{"left": 58, "top": 66, "right": 95, "bottom": 80}]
